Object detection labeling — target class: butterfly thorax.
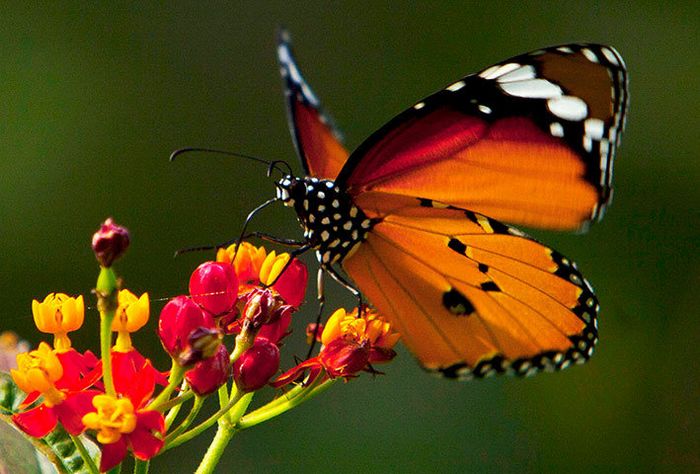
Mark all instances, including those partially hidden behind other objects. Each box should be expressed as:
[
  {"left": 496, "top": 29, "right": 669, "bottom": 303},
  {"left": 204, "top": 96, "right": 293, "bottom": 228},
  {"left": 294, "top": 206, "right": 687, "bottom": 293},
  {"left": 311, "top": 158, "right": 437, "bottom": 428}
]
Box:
[{"left": 275, "top": 176, "right": 373, "bottom": 265}]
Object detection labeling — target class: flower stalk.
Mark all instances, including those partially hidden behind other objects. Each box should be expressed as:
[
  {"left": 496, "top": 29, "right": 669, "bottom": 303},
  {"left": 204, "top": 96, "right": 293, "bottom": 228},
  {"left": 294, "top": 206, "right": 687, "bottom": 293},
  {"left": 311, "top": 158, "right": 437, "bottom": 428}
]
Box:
[{"left": 96, "top": 266, "right": 118, "bottom": 397}]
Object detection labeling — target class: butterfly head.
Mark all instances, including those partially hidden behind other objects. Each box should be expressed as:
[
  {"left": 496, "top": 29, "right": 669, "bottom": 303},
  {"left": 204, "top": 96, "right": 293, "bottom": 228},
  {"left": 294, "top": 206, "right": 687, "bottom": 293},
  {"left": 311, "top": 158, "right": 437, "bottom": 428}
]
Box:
[{"left": 275, "top": 175, "right": 303, "bottom": 206}]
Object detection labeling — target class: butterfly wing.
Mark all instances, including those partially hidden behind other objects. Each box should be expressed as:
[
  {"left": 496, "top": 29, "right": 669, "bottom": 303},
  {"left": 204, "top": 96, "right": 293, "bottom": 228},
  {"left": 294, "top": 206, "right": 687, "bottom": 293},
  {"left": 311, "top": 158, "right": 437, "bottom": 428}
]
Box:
[
  {"left": 278, "top": 29, "right": 350, "bottom": 179},
  {"left": 336, "top": 44, "right": 628, "bottom": 231},
  {"left": 342, "top": 194, "right": 598, "bottom": 377}
]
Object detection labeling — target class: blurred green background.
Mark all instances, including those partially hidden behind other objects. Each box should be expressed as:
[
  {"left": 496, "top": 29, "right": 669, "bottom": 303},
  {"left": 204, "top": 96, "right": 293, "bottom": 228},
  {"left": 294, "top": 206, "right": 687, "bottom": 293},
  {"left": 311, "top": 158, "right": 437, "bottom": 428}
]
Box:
[{"left": 1, "top": 2, "right": 698, "bottom": 473}]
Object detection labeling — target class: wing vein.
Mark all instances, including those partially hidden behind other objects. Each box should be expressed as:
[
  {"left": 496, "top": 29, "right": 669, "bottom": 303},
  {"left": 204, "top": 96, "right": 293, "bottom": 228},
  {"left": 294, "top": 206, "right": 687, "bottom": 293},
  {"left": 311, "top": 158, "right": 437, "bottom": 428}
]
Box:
[
  {"left": 361, "top": 240, "right": 481, "bottom": 360},
  {"left": 371, "top": 226, "right": 576, "bottom": 339}
]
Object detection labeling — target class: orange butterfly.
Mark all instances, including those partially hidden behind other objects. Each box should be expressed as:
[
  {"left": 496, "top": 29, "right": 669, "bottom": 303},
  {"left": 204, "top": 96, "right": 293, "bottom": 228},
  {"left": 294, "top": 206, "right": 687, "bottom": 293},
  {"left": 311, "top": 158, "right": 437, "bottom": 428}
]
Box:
[{"left": 273, "top": 30, "right": 628, "bottom": 379}]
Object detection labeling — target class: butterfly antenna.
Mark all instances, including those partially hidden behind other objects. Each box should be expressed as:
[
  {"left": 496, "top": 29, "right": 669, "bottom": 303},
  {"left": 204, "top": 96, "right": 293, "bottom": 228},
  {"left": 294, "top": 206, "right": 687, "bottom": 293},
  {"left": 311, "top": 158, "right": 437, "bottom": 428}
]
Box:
[{"left": 267, "top": 159, "right": 292, "bottom": 177}]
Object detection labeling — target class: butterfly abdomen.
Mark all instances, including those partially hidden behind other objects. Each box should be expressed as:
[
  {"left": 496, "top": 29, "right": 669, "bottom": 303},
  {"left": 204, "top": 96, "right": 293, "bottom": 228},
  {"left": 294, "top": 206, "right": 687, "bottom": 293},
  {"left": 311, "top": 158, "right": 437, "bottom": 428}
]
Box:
[{"left": 276, "top": 176, "right": 374, "bottom": 265}]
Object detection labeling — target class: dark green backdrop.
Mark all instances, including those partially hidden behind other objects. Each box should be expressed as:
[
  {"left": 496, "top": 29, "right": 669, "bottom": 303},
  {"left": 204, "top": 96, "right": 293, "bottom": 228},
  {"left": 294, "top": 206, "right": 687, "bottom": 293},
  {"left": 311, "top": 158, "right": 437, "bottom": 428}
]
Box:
[{"left": 1, "top": 2, "right": 698, "bottom": 472}]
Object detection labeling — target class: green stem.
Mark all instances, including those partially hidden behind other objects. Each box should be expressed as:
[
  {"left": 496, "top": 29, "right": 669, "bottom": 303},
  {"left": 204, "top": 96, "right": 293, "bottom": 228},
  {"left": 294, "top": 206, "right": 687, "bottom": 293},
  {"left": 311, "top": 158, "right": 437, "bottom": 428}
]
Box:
[
  {"left": 163, "top": 379, "right": 189, "bottom": 429},
  {"left": 165, "top": 391, "right": 253, "bottom": 451},
  {"left": 237, "top": 379, "right": 336, "bottom": 430},
  {"left": 194, "top": 422, "right": 236, "bottom": 474},
  {"left": 69, "top": 434, "right": 99, "bottom": 474},
  {"left": 147, "top": 361, "right": 185, "bottom": 410},
  {"left": 242, "top": 383, "right": 307, "bottom": 412},
  {"left": 96, "top": 266, "right": 118, "bottom": 396},
  {"left": 99, "top": 315, "right": 115, "bottom": 396},
  {"left": 133, "top": 459, "right": 149, "bottom": 474},
  {"left": 157, "top": 388, "right": 194, "bottom": 414},
  {"left": 166, "top": 395, "right": 204, "bottom": 440},
  {"left": 216, "top": 381, "right": 229, "bottom": 408}
]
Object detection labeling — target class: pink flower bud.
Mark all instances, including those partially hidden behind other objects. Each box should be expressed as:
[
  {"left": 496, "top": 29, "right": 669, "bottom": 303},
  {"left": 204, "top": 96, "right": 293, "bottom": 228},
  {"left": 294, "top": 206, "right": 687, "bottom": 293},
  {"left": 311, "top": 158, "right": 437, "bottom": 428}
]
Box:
[
  {"left": 92, "top": 218, "right": 130, "bottom": 267},
  {"left": 185, "top": 344, "right": 231, "bottom": 396},
  {"left": 257, "top": 311, "right": 292, "bottom": 345},
  {"left": 157, "top": 296, "right": 221, "bottom": 366},
  {"left": 233, "top": 340, "right": 280, "bottom": 392},
  {"left": 189, "top": 262, "right": 239, "bottom": 316}
]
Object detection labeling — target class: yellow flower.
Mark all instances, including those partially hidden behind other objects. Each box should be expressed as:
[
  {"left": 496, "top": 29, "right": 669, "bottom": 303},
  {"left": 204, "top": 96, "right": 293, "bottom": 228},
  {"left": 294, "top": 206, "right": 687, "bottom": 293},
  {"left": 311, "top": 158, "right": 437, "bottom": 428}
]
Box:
[
  {"left": 11, "top": 342, "right": 65, "bottom": 405},
  {"left": 32, "top": 293, "right": 84, "bottom": 351},
  {"left": 111, "top": 290, "right": 149, "bottom": 352},
  {"left": 321, "top": 308, "right": 400, "bottom": 350},
  {"left": 259, "top": 250, "right": 291, "bottom": 286},
  {"left": 82, "top": 394, "right": 137, "bottom": 444}
]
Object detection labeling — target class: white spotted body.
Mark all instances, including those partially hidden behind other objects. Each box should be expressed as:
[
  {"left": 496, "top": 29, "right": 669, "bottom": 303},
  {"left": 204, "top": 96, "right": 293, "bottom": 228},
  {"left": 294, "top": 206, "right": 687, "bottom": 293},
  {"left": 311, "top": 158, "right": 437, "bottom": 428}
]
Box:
[{"left": 276, "top": 176, "right": 373, "bottom": 266}]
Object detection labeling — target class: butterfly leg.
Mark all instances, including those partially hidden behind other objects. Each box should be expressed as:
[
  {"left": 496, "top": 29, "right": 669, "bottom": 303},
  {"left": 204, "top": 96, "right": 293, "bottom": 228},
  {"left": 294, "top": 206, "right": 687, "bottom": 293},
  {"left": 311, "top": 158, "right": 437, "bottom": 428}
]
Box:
[
  {"left": 324, "top": 264, "right": 364, "bottom": 312},
  {"left": 305, "top": 268, "right": 326, "bottom": 358}
]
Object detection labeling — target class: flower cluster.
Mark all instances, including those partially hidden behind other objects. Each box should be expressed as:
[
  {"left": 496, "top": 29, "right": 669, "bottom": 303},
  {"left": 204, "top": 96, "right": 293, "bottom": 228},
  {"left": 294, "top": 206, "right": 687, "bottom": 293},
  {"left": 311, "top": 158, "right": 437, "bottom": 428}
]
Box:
[{"left": 4, "top": 218, "right": 399, "bottom": 474}]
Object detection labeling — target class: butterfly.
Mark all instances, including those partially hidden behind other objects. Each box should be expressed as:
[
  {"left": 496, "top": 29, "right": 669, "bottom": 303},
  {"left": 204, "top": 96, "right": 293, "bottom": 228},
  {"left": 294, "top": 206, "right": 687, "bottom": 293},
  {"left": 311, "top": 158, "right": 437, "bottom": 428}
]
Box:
[{"left": 272, "top": 30, "right": 628, "bottom": 380}]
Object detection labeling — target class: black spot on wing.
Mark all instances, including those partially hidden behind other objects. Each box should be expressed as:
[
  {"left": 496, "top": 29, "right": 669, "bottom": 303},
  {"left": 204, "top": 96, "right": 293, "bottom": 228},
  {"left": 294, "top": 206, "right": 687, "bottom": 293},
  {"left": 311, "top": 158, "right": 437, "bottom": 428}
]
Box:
[
  {"left": 480, "top": 281, "right": 500, "bottom": 292},
  {"left": 442, "top": 288, "right": 475, "bottom": 316},
  {"left": 447, "top": 238, "right": 467, "bottom": 255}
]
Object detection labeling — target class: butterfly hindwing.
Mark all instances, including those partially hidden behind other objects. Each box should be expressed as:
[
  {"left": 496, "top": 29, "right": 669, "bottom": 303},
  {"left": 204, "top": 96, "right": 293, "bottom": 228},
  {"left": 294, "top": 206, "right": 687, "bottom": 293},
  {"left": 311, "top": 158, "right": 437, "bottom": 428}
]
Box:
[
  {"left": 277, "top": 29, "right": 349, "bottom": 180},
  {"left": 336, "top": 44, "right": 628, "bottom": 231},
  {"left": 342, "top": 194, "right": 598, "bottom": 378}
]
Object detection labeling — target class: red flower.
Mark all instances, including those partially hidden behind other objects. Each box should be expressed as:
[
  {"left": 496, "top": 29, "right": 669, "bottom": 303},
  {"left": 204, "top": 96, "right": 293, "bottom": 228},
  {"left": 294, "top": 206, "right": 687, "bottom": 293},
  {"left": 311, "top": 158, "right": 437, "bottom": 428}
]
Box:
[
  {"left": 82, "top": 356, "right": 165, "bottom": 472},
  {"left": 158, "top": 295, "right": 222, "bottom": 366},
  {"left": 112, "top": 349, "right": 169, "bottom": 390},
  {"left": 217, "top": 243, "right": 308, "bottom": 307},
  {"left": 11, "top": 344, "right": 102, "bottom": 437},
  {"left": 189, "top": 261, "right": 239, "bottom": 316},
  {"left": 185, "top": 344, "right": 232, "bottom": 396},
  {"left": 272, "top": 308, "right": 399, "bottom": 387}
]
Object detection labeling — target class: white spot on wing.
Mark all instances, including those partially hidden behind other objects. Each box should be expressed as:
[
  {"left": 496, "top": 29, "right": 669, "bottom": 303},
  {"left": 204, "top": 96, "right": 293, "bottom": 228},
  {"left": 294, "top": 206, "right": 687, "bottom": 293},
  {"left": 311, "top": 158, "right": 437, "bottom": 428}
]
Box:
[
  {"left": 479, "top": 62, "right": 520, "bottom": 80},
  {"left": 600, "top": 46, "right": 619, "bottom": 65},
  {"left": 584, "top": 118, "right": 605, "bottom": 140},
  {"left": 557, "top": 46, "right": 574, "bottom": 53},
  {"left": 581, "top": 48, "right": 599, "bottom": 63},
  {"left": 414, "top": 101, "right": 425, "bottom": 110},
  {"left": 496, "top": 65, "right": 536, "bottom": 83},
  {"left": 478, "top": 104, "right": 492, "bottom": 114},
  {"left": 446, "top": 80, "right": 466, "bottom": 92},
  {"left": 583, "top": 136, "right": 593, "bottom": 152},
  {"left": 499, "top": 79, "right": 563, "bottom": 98},
  {"left": 547, "top": 95, "right": 588, "bottom": 121},
  {"left": 550, "top": 122, "right": 564, "bottom": 137}
]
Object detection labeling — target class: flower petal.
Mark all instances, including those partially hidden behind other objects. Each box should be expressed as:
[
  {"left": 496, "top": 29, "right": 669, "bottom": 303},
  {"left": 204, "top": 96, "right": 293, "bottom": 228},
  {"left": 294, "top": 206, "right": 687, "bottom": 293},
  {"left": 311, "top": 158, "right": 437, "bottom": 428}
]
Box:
[
  {"left": 128, "top": 411, "right": 165, "bottom": 460},
  {"left": 54, "top": 390, "right": 100, "bottom": 435},
  {"left": 100, "top": 437, "right": 128, "bottom": 472},
  {"left": 112, "top": 352, "right": 156, "bottom": 407},
  {"left": 13, "top": 404, "right": 57, "bottom": 437}
]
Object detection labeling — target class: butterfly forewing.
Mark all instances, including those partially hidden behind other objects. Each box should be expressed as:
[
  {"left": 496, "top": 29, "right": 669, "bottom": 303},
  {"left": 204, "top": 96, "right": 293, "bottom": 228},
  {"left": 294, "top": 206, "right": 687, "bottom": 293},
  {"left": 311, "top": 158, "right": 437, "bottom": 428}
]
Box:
[
  {"left": 336, "top": 44, "right": 628, "bottom": 231},
  {"left": 278, "top": 29, "right": 349, "bottom": 180}
]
